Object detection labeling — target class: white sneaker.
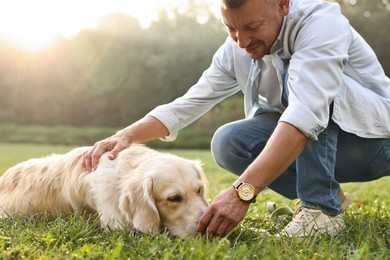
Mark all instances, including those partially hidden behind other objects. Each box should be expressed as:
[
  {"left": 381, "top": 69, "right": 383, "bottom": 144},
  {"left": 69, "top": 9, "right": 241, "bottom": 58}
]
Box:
[
  {"left": 340, "top": 192, "right": 353, "bottom": 212},
  {"left": 295, "top": 192, "right": 353, "bottom": 212},
  {"left": 277, "top": 207, "right": 345, "bottom": 237}
]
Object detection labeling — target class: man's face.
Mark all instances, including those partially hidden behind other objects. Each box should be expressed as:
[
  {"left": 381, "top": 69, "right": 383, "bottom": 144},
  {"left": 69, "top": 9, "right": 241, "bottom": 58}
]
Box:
[{"left": 221, "top": 0, "right": 289, "bottom": 59}]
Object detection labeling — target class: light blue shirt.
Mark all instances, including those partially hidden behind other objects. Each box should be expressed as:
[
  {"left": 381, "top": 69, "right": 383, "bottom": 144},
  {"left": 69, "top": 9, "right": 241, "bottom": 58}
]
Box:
[{"left": 148, "top": 0, "right": 390, "bottom": 141}]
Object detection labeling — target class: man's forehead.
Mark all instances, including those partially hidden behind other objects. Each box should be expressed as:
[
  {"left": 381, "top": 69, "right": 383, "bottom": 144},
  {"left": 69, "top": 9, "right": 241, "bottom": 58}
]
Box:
[{"left": 221, "top": 5, "right": 264, "bottom": 26}]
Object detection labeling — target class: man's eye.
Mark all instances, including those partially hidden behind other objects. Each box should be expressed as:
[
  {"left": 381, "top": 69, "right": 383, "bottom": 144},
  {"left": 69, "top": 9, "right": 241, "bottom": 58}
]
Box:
[
  {"left": 168, "top": 195, "right": 183, "bottom": 203},
  {"left": 247, "top": 26, "right": 259, "bottom": 31}
]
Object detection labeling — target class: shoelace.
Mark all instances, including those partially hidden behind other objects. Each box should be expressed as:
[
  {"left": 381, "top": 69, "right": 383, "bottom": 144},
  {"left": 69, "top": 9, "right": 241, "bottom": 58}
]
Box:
[{"left": 283, "top": 207, "right": 319, "bottom": 232}]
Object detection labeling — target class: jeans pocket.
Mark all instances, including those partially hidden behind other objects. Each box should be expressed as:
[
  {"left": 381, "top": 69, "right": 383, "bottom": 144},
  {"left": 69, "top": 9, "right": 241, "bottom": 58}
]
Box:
[{"left": 368, "top": 146, "right": 390, "bottom": 180}]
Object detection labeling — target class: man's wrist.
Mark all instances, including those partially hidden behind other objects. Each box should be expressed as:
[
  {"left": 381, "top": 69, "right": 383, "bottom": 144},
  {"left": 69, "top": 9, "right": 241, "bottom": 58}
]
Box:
[{"left": 232, "top": 180, "right": 258, "bottom": 203}]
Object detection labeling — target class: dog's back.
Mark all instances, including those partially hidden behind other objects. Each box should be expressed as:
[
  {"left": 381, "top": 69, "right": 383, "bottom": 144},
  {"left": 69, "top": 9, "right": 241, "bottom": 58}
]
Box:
[{"left": 0, "top": 147, "right": 92, "bottom": 218}]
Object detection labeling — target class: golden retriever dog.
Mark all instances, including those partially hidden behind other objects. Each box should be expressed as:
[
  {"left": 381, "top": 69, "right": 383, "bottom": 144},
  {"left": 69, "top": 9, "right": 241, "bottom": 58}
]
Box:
[{"left": 0, "top": 144, "right": 208, "bottom": 237}]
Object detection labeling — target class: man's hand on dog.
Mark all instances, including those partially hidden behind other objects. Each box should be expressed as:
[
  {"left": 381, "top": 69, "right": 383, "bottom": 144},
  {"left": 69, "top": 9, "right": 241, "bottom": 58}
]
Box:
[{"left": 83, "top": 134, "right": 131, "bottom": 172}]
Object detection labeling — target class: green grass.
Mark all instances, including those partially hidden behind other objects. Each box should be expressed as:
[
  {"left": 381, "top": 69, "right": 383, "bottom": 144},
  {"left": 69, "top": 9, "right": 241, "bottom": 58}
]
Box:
[{"left": 0, "top": 143, "right": 389, "bottom": 259}]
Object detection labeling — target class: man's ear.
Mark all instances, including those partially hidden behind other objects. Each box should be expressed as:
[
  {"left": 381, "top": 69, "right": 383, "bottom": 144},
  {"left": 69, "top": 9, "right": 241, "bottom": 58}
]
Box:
[
  {"left": 119, "top": 177, "right": 160, "bottom": 233},
  {"left": 278, "top": 0, "right": 290, "bottom": 16}
]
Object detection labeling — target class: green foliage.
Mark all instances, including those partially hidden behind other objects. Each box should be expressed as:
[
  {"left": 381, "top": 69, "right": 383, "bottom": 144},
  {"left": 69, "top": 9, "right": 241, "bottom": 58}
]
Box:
[
  {"left": 0, "top": 94, "right": 243, "bottom": 149},
  {"left": 0, "top": 6, "right": 227, "bottom": 127},
  {"left": 0, "top": 124, "right": 212, "bottom": 149},
  {"left": 0, "top": 124, "right": 117, "bottom": 146},
  {"left": 0, "top": 144, "right": 389, "bottom": 259}
]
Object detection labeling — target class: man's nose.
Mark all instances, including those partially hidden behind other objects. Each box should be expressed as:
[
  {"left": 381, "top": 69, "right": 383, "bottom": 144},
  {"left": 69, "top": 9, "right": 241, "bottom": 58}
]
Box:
[{"left": 235, "top": 31, "right": 251, "bottom": 49}]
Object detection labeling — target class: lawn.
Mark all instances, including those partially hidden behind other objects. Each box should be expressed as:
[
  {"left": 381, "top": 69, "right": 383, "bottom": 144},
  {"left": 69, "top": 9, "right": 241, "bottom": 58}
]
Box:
[{"left": 0, "top": 143, "right": 389, "bottom": 259}]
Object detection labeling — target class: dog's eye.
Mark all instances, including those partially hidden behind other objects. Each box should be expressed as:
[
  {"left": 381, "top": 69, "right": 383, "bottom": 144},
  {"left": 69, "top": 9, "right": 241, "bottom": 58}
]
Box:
[
  {"left": 168, "top": 195, "right": 182, "bottom": 203},
  {"left": 198, "top": 187, "right": 203, "bottom": 195}
]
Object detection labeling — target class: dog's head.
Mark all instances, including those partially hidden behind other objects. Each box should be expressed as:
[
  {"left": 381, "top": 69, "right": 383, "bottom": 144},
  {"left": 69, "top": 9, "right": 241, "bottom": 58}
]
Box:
[{"left": 117, "top": 146, "right": 208, "bottom": 237}]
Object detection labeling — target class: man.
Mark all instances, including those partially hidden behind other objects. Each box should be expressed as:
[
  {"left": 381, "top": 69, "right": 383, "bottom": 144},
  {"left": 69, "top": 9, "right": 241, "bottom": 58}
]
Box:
[{"left": 84, "top": 0, "right": 390, "bottom": 237}]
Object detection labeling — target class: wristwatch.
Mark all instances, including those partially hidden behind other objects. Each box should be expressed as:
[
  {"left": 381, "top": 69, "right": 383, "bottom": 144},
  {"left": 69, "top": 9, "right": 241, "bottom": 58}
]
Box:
[{"left": 232, "top": 179, "right": 257, "bottom": 203}]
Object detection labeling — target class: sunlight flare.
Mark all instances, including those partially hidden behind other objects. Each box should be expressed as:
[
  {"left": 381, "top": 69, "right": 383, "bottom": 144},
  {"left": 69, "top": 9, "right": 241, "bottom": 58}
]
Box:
[{"left": 0, "top": 0, "right": 196, "bottom": 50}]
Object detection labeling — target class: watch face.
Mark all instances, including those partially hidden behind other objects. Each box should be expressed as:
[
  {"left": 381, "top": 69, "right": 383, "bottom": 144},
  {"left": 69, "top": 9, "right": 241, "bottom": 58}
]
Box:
[{"left": 237, "top": 183, "right": 255, "bottom": 201}]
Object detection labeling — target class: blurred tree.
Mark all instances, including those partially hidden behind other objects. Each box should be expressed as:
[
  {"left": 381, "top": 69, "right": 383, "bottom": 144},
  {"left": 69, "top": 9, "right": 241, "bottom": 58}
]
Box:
[{"left": 333, "top": 0, "right": 390, "bottom": 73}]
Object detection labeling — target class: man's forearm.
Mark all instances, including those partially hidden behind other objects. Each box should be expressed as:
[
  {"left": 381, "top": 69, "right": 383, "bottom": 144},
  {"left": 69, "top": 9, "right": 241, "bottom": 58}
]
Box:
[{"left": 118, "top": 115, "right": 170, "bottom": 144}]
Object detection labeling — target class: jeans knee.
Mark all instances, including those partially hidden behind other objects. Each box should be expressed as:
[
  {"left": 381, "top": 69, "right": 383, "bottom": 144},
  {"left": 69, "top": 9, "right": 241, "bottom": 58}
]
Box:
[
  {"left": 211, "top": 124, "right": 232, "bottom": 167},
  {"left": 211, "top": 124, "right": 253, "bottom": 175},
  {"left": 211, "top": 115, "right": 276, "bottom": 175}
]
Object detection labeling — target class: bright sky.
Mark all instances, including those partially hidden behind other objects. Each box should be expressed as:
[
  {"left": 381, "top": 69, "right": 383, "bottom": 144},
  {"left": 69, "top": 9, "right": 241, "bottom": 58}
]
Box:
[{"left": 0, "top": 0, "right": 219, "bottom": 50}]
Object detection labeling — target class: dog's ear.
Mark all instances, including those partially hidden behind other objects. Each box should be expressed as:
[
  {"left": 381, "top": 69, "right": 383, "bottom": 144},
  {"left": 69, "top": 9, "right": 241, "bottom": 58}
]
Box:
[
  {"left": 192, "top": 160, "right": 208, "bottom": 197},
  {"left": 119, "top": 177, "right": 160, "bottom": 233}
]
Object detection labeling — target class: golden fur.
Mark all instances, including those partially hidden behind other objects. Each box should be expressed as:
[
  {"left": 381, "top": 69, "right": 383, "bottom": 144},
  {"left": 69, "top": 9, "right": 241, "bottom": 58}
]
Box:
[{"left": 0, "top": 144, "right": 208, "bottom": 236}]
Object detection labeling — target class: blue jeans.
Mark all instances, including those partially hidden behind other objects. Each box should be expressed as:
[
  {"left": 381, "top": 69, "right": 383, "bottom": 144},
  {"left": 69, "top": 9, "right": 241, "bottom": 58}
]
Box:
[{"left": 211, "top": 112, "right": 390, "bottom": 215}]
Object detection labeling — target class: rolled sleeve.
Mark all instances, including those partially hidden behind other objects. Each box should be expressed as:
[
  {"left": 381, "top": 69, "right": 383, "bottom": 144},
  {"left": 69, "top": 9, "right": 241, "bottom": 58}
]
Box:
[
  {"left": 147, "top": 107, "right": 183, "bottom": 141},
  {"left": 279, "top": 101, "right": 324, "bottom": 140},
  {"left": 279, "top": 2, "right": 350, "bottom": 140}
]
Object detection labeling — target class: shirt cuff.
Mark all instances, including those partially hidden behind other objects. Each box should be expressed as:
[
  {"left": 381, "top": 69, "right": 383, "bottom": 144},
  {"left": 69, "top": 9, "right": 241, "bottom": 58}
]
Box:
[
  {"left": 146, "top": 106, "right": 185, "bottom": 142},
  {"left": 279, "top": 102, "right": 326, "bottom": 140}
]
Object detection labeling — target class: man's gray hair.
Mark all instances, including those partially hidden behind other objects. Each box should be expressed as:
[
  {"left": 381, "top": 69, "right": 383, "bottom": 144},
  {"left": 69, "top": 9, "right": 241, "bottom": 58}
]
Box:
[
  {"left": 221, "top": 0, "right": 274, "bottom": 9},
  {"left": 221, "top": 0, "right": 247, "bottom": 9}
]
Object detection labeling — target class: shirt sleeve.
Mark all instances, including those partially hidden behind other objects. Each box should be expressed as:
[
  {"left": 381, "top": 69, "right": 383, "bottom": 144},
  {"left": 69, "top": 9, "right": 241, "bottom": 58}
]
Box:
[
  {"left": 279, "top": 2, "right": 351, "bottom": 140},
  {"left": 147, "top": 38, "right": 241, "bottom": 141}
]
